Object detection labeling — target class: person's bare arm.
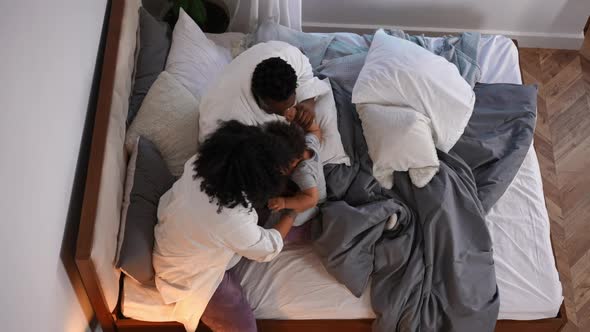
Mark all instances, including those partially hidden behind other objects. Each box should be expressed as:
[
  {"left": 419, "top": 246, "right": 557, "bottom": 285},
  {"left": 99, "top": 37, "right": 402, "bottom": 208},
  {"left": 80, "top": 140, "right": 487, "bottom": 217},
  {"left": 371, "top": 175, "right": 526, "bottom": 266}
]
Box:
[
  {"left": 285, "top": 187, "right": 319, "bottom": 212},
  {"left": 268, "top": 187, "right": 319, "bottom": 213},
  {"left": 272, "top": 209, "right": 297, "bottom": 239},
  {"left": 306, "top": 121, "right": 322, "bottom": 141},
  {"left": 294, "top": 98, "right": 316, "bottom": 130}
]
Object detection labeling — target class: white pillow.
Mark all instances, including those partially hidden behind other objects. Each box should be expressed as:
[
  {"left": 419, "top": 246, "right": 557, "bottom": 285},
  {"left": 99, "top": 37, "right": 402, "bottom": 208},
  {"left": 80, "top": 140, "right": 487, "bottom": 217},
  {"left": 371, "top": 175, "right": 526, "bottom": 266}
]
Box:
[
  {"left": 356, "top": 104, "right": 439, "bottom": 188},
  {"left": 316, "top": 78, "right": 350, "bottom": 166},
  {"left": 205, "top": 32, "right": 247, "bottom": 58},
  {"left": 165, "top": 9, "right": 232, "bottom": 100},
  {"left": 352, "top": 29, "right": 475, "bottom": 152},
  {"left": 126, "top": 71, "right": 199, "bottom": 176}
]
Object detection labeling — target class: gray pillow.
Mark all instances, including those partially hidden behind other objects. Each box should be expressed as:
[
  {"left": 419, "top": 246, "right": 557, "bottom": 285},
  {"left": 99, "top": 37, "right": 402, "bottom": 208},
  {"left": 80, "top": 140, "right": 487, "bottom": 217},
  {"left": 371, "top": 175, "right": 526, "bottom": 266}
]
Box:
[
  {"left": 249, "top": 20, "right": 333, "bottom": 69},
  {"left": 115, "top": 137, "right": 175, "bottom": 285},
  {"left": 315, "top": 52, "right": 367, "bottom": 93},
  {"left": 128, "top": 7, "right": 172, "bottom": 125}
]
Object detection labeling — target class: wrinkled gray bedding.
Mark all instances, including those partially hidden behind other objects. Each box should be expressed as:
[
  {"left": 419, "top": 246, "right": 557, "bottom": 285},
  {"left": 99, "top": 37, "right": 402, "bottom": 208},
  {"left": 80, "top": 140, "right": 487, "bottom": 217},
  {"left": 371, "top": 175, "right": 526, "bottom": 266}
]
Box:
[
  {"left": 312, "top": 43, "right": 537, "bottom": 332},
  {"left": 249, "top": 26, "right": 538, "bottom": 331},
  {"left": 323, "top": 30, "right": 482, "bottom": 88}
]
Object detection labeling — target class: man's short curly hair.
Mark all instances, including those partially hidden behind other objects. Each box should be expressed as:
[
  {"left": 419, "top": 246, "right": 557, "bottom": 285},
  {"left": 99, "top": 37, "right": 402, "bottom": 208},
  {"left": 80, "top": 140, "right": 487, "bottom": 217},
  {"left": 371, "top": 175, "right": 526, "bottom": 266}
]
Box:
[
  {"left": 193, "top": 120, "right": 297, "bottom": 212},
  {"left": 264, "top": 121, "right": 306, "bottom": 160},
  {"left": 251, "top": 57, "right": 297, "bottom": 101}
]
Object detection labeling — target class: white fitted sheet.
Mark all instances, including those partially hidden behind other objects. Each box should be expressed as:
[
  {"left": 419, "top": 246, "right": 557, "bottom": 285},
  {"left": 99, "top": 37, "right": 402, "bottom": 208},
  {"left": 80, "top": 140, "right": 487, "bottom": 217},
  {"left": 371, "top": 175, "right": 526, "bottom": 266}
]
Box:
[{"left": 122, "top": 34, "right": 562, "bottom": 322}]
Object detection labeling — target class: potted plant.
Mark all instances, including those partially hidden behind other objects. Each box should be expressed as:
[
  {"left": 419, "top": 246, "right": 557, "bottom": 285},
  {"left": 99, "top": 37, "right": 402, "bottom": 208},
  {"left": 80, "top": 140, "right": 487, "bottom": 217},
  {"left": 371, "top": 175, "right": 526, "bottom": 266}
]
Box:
[{"left": 166, "top": 0, "right": 230, "bottom": 33}]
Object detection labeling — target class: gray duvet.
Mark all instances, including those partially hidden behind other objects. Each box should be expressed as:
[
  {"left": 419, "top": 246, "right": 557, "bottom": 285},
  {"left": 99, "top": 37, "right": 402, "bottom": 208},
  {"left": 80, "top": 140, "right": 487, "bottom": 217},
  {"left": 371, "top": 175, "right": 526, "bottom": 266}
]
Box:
[
  {"left": 249, "top": 26, "right": 538, "bottom": 331},
  {"left": 313, "top": 60, "right": 537, "bottom": 331}
]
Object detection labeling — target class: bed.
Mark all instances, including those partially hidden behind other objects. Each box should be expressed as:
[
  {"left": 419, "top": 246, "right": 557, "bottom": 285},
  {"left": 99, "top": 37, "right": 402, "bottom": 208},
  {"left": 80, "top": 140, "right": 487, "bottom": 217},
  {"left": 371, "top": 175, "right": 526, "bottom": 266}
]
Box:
[{"left": 75, "top": 1, "right": 566, "bottom": 331}]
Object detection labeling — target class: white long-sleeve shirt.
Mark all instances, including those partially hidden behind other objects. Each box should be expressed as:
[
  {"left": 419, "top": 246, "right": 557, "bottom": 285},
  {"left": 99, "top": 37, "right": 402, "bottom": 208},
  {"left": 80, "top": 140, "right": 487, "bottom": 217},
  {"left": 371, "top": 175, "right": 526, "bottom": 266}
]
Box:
[
  {"left": 198, "top": 40, "right": 330, "bottom": 143},
  {"left": 153, "top": 156, "right": 283, "bottom": 331}
]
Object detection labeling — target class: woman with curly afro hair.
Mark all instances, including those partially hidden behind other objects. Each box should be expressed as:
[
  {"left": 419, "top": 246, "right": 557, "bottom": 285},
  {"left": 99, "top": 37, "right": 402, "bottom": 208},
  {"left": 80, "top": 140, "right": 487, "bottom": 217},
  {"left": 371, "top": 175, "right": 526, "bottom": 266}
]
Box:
[{"left": 152, "top": 120, "right": 306, "bottom": 332}]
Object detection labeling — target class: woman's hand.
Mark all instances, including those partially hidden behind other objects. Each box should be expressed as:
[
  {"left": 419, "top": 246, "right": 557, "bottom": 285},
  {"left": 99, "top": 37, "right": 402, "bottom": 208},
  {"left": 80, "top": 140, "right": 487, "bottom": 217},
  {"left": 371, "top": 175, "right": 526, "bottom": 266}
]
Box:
[{"left": 268, "top": 197, "right": 286, "bottom": 211}]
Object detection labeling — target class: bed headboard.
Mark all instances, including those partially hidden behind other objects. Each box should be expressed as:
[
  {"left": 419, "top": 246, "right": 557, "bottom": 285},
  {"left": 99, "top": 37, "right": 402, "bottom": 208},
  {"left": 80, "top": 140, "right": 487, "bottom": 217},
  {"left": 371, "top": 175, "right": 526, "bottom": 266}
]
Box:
[{"left": 76, "top": 0, "right": 141, "bottom": 330}]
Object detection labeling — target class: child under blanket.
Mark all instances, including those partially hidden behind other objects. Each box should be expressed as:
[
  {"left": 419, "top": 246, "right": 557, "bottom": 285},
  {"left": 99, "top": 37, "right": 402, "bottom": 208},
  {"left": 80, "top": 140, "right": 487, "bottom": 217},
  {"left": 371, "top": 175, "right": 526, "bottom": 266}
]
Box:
[{"left": 265, "top": 117, "right": 327, "bottom": 227}]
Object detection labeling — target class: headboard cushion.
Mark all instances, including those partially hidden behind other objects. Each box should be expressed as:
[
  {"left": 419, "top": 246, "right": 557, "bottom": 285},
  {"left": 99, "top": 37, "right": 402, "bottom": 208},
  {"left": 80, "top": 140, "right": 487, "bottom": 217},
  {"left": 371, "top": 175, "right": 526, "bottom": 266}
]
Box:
[{"left": 90, "top": 0, "right": 141, "bottom": 311}]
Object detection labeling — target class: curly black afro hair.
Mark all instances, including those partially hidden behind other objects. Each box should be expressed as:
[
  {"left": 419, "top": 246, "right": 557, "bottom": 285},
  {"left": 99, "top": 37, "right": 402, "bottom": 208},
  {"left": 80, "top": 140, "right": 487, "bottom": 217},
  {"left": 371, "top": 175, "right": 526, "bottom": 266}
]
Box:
[
  {"left": 264, "top": 121, "right": 307, "bottom": 160},
  {"left": 193, "top": 120, "right": 297, "bottom": 212},
  {"left": 251, "top": 57, "right": 297, "bottom": 102}
]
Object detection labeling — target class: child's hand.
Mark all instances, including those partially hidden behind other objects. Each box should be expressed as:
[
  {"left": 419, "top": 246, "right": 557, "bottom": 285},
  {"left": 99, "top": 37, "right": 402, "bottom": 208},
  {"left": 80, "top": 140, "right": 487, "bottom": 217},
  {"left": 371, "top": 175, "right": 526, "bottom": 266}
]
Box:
[
  {"left": 284, "top": 107, "right": 297, "bottom": 123},
  {"left": 294, "top": 100, "right": 316, "bottom": 130},
  {"left": 268, "top": 197, "right": 286, "bottom": 211}
]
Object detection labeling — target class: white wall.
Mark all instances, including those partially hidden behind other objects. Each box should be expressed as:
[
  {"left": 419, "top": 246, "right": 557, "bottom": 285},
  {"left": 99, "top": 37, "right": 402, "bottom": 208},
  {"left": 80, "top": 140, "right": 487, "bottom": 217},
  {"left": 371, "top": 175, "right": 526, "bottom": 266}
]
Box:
[
  {"left": 302, "top": 0, "right": 590, "bottom": 49},
  {"left": 0, "top": 1, "right": 107, "bottom": 331}
]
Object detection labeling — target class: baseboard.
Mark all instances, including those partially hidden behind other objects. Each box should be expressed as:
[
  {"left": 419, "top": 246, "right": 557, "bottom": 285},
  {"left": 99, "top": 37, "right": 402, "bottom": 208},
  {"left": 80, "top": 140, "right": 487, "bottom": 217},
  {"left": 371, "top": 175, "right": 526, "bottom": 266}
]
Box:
[{"left": 302, "top": 21, "right": 584, "bottom": 50}]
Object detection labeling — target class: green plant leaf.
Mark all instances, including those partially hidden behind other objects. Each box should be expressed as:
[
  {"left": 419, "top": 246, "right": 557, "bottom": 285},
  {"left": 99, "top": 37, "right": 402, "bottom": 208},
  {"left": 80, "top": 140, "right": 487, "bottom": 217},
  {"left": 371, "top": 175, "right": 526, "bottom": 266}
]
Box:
[{"left": 181, "top": 0, "right": 207, "bottom": 26}]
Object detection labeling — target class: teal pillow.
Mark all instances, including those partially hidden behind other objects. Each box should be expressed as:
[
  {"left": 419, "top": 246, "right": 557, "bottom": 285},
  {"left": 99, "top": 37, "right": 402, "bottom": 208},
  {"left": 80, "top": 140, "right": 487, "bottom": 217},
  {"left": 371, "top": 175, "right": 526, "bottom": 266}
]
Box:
[{"left": 249, "top": 20, "right": 334, "bottom": 69}]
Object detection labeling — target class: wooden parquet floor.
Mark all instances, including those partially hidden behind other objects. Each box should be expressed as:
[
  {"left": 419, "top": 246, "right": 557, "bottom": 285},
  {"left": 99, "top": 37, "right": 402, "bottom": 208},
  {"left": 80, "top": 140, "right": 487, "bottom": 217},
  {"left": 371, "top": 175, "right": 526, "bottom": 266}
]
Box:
[{"left": 519, "top": 48, "right": 590, "bottom": 332}]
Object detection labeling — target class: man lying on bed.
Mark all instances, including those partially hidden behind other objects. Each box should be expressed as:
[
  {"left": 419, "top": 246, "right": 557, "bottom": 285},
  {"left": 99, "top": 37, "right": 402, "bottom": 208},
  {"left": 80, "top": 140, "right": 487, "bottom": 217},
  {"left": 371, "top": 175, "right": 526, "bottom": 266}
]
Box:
[
  {"left": 153, "top": 120, "right": 305, "bottom": 332},
  {"left": 198, "top": 40, "right": 330, "bottom": 141}
]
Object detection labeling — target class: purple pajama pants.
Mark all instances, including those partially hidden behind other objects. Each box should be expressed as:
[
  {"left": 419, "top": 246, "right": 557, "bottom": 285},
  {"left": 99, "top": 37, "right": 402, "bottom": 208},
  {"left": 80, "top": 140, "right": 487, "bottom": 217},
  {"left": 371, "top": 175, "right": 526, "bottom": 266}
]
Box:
[{"left": 200, "top": 269, "right": 257, "bottom": 332}]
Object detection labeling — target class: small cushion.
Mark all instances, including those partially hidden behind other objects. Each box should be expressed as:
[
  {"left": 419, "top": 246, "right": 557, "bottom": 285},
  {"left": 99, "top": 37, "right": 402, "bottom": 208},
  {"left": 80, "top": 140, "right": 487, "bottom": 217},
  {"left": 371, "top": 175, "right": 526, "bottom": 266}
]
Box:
[
  {"left": 356, "top": 104, "right": 439, "bottom": 188},
  {"left": 126, "top": 71, "right": 199, "bottom": 176},
  {"left": 165, "top": 8, "right": 231, "bottom": 100},
  {"left": 316, "top": 78, "right": 350, "bottom": 165},
  {"left": 128, "top": 7, "right": 171, "bottom": 125},
  {"left": 116, "top": 137, "right": 175, "bottom": 285},
  {"left": 352, "top": 29, "right": 475, "bottom": 152}
]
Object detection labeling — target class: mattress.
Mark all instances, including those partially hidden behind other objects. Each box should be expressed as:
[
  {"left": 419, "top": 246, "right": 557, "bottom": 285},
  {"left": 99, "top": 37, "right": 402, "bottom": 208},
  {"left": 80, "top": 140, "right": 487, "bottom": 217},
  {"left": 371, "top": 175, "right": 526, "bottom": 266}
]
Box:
[{"left": 122, "top": 34, "right": 562, "bottom": 322}]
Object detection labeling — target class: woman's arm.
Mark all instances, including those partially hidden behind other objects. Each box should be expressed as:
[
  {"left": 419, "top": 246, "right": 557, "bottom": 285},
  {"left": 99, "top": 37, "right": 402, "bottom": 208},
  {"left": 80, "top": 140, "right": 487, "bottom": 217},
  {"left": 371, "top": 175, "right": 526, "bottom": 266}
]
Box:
[
  {"left": 220, "top": 215, "right": 284, "bottom": 263},
  {"left": 272, "top": 210, "right": 297, "bottom": 238}
]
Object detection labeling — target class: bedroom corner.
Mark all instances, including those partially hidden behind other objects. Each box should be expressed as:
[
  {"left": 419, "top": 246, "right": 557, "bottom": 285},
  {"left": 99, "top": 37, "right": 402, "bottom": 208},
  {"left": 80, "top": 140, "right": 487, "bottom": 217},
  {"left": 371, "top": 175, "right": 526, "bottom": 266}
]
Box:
[
  {"left": 2, "top": 1, "right": 590, "bottom": 332},
  {"left": 0, "top": 0, "right": 109, "bottom": 331}
]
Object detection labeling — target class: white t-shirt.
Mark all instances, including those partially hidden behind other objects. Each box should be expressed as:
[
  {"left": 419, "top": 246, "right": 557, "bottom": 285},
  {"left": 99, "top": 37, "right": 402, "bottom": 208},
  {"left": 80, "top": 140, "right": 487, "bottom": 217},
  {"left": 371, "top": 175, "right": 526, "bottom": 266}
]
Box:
[
  {"left": 198, "top": 40, "right": 330, "bottom": 143},
  {"left": 153, "top": 155, "right": 283, "bottom": 331}
]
